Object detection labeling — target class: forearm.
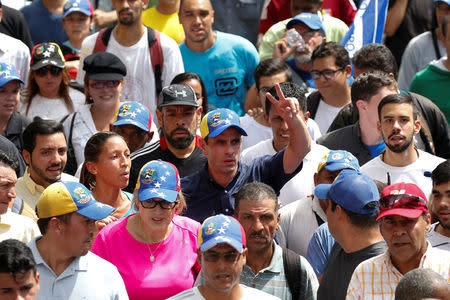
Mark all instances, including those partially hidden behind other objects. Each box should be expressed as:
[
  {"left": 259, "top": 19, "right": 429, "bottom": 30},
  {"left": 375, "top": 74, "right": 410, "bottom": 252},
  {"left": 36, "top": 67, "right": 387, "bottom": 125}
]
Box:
[
  {"left": 384, "top": 0, "right": 408, "bottom": 37},
  {"left": 284, "top": 114, "right": 311, "bottom": 173}
]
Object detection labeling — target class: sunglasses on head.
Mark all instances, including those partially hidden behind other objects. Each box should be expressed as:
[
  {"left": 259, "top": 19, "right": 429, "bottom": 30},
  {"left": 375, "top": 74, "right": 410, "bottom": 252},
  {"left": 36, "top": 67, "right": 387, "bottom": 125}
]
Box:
[
  {"left": 203, "top": 250, "right": 241, "bottom": 263},
  {"left": 379, "top": 194, "right": 427, "bottom": 210},
  {"left": 35, "top": 65, "right": 62, "bottom": 77},
  {"left": 89, "top": 80, "right": 121, "bottom": 89}
]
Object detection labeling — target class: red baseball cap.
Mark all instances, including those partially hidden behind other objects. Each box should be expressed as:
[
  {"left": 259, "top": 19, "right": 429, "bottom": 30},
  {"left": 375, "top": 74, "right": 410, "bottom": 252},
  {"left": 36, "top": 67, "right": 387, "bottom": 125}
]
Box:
[{"left": 377, "top": 182, "right": 429, "bottom": 221}]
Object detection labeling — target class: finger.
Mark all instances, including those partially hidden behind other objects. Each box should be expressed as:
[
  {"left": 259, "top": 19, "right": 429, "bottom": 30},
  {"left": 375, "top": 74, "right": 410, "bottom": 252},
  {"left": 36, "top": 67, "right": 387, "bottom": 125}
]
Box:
[{"left": 275, "top": 83, "right": 286, "bottom": 102}]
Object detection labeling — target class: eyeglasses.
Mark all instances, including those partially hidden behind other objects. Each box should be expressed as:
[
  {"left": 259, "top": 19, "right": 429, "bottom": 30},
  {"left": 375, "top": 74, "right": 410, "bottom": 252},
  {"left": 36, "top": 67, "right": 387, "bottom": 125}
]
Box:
[
  {"left": 203, "top": 250, "right": 241, "bottom": 263},
  {"left": 310, "top": 67, "right": 345, "bottom": 80},
  {"left": 379, "top": 194, "right": 427, "bottom": 210},
  {"left": 140, "top": 199, "right": 178, "bottom": 210},
  {"left": 35, "top": 66, "right": 63, "bottom": 77},
  {"left": 301, "top": 30, "right": 318, "bottom": 41},
  {"left": 89, "top": 80, "right": 121, "bottom": 89}
]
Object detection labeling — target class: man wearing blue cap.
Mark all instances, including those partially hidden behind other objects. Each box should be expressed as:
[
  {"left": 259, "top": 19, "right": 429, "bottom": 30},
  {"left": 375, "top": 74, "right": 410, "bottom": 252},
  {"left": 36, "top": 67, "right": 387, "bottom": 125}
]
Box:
[
  {"left": 182, "top": 83, "right": 311, "bottom": 223},
  {"left": 29, "top": 181, "right": 128, "bottom": 299},
  {"left": 314, "top": 169, "right": 386, "bottom": 300}
]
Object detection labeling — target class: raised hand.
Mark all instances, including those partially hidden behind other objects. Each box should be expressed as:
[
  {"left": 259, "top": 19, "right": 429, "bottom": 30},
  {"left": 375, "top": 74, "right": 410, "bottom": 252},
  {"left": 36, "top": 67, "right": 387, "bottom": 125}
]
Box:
[{"left": 265, "top": 83, "right": 302, "bottom": 121}]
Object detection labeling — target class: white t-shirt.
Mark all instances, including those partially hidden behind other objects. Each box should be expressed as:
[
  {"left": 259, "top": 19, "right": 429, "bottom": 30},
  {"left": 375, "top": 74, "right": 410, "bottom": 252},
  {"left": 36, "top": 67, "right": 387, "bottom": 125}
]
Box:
[
  {"left": 77, "top": 28, "right": 184, "bottom": 122},
  {"left": 361, "top": 149, "right": 445, "bottom": 198},
  {"left": 314, "top": 100, "right": 343, "bottom": 135},
  {"left": 168, "top": 285, "right": 280, "bottom": 300},
  {"left": 19, "top": 88, "right": 85, "bottom": 121},
  {"left": 0, "top": 210, "right": 40, "bottom": 243},
  {"left": 241, "top": 140, "right": 329, "bottom": 205}
]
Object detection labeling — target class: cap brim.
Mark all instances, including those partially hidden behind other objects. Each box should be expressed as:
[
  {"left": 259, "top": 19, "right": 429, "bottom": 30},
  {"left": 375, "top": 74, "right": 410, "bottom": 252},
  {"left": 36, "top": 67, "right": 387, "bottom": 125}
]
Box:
[
  {"left": 63, "top": 8, "right": 92, "bottom": 18},
  {"left": 31, "top": 60, "right": 65, "bottom": 71},
  {"left": 0, "top": 77, "right": 24, "bottom": 87},
  {"left": 208, "top": 125, "right": 248, "bottom": 138},
  {"left": 138, "top": 188, "right": 178, "bottom": 203},
  {"left": 87, "top": 73, "right": 124, "bottom": 80},
  {"left": 314, "top": 183, "right": 332, "bottom": 199},
  {"left": 200, "top": 236, "right": 244, "bottom": 252},
  {"left": 76, "top": 201, "right": 115, "bottom": 220},
  {"left": 325, "top": 163, "right": 358, "bottom": 172},
  {"left": 113, "top": 119, "right": 149, "bottom": 132},
  {"left": 376, "top": 208, "right": 424, "bottom": 221},
  {"left": 159, "top": 101, "right": 199, "bottom": 108}
]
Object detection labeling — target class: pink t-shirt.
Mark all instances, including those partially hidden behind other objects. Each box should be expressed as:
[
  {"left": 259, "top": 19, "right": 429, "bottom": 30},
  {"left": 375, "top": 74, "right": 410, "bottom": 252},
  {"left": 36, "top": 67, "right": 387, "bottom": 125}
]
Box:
[{"left": 92, "top": 214, "right": 201, "bottom": 300}]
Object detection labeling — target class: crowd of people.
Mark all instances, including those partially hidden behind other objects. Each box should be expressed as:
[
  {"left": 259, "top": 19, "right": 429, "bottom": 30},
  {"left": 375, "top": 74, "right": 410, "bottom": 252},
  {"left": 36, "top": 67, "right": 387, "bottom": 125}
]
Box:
[{"left": 0, "top": 0, "right": 449, "bottom": 299}]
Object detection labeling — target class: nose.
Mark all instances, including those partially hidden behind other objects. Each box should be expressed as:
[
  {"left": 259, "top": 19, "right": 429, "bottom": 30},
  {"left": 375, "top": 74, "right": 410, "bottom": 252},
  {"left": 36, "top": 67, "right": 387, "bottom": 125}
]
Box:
[
  {"left": 252, "top": 217, "right": 264, "bottom": 232},
  {"left": 392, "top": 120, "right": 402, "bottom": 131},
  {"left": 280, "top": 119, "right": 289, "bottom": 131},
  {"left": 8, "top": 187, "right": 16, "bottom": 199}
]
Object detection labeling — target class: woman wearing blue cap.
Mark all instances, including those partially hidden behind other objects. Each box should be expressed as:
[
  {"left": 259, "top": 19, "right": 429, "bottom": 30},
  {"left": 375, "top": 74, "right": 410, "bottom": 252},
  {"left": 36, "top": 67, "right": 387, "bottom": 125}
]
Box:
[{"left": 92, "top": 160, "right": 201, "bottom": 300}]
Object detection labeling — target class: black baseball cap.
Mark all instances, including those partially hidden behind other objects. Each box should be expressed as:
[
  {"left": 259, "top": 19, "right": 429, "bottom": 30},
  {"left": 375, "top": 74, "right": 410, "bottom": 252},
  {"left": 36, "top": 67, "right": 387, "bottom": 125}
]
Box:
[
  {"left": 158, "top": 84, "right": 199, "bottom": 108},
  {"left": 30, "top": 43, "right": 65, "bottom": 71},
  {"left": 83, "top": 52, "right": 127, "bottom": 80}
]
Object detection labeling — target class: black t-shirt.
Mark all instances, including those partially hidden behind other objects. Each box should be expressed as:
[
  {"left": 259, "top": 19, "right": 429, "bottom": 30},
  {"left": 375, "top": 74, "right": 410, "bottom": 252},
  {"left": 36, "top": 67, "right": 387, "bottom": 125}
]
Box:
[
  {"left": 317, "top": 241, "right": 387, "bottom": 300},
  {"left": 0, "top": 5, "right": 33, "bottom": 50}
]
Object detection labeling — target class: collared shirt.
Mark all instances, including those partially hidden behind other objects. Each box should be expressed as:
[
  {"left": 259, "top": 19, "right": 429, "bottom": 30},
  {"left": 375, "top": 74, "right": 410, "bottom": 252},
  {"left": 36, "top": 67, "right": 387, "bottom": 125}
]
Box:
[
  {"left": 0, "top": 209, "right": 40, "bottom": 243},
  {"left": 240, "top": 243, "right": 318, "bottom": 300},
  {"left": 181, "top": 149, "right": 302, "bottom": 223},
  {"left": 346, "top": 243, "right": 450, "bottom": 299},
  {"left": 28, "top": 238, "right": 129, "bottom": 300},
  {"left": 15, "top": 167, "right": 78, "bottom": 210},
  {"left": 426, "top": 222, "right": 450, "bottom": 251}
]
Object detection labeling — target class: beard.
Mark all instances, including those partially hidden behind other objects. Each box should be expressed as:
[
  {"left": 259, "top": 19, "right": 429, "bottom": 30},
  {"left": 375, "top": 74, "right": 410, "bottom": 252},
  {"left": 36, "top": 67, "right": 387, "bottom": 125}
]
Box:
[
  {"left": 118, "top": 9, "right": 136, "bottom": 25},
  {"left": 293, "top": 47, "right": 312, "bottom": 65},
  {"left": 384, "top": 132, "right": 414, "bottom": 153},
  {"left": 164, "top": 127, "right": 195, "bottom": 149}
]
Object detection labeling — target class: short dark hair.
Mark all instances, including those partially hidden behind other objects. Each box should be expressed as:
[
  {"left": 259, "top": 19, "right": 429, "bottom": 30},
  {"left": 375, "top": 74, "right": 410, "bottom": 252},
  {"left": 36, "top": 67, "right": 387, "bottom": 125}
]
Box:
[
  {"left": 265, "top": 82, "right": 307, "bottom": 115},
  {"left": 377, "top": 93, "right": 417, "bottom": 121},
  {"left": 23, "top": 119, "right": 66, "bottom": 154},
  {"left": 351, "top": 71, "right": 397, "bottom": 106},
  {"left": 330, "top": 201, "right": 379, "bottom": 228},
  {"left": 0, "top": 150, "right": 18, "bottom": 170},
  {"left": 254, "top": 58, "right": 292, "bottom": 90},
  {"left": 395, "top": 268, "right": 450, "bottom": 300},
  {"left": 0, "top": 239, "right": 37, "bottom": 280},
  {"left": 442, "top": 15, "right": 449, "bottom": 38},
  {"left": 311, "top": 41, "right": 350, "bottom": 68},
  {"left": 432, "top": 159, "right": 450, "bottom": 186},
  {"left": 352, "top": 44, "right": 398, "bottom": 78},
  {"left": 234, "top": 181, "right": 278, "bottom": 214},
  {"left": 37, "top": 213, "right": 72, "bottom": 235}
]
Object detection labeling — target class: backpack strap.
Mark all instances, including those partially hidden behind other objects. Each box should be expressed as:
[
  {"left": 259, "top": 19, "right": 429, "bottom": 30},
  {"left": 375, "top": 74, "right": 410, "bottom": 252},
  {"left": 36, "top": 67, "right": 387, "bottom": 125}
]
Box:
[
  {"left": 431, "top": 29, "right": 442, "bottom": 60},
  {"left": 282, "top": 247, "right": 302, "bottom": 300},
  {"left": 147, "top": 27, "right": 163, "bottom": 96},
  {"left": 93, "top": 26, "right": 114, "bottom": 53}
]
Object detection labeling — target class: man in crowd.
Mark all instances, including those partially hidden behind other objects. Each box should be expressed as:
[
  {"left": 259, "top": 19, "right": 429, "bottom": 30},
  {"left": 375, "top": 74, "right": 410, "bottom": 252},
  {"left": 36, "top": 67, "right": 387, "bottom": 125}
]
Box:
[
  {"left": 16, "top": 120, "right": 77, "bottom": 210},
  {"left": 278, "top": 150, "right": 359, "bottom": 256},
  {"left": 314, "top": 169, "right": 386, "bottom": 299},
  {"left": 235, "top": 182, "right": 318, "bottom": 300},
  {"left": 169, "top": 214, "right": 279, "bottom": 300},
  {"left": 0, "top": 239, "right": 40, "bottom": 299},
  {"left": 427, "top": 159, "right": 450, "bottom": 250},
  {"left": 395, "top": 268, "right": 450, "bottom": 300},
  {"left": 30, "top": 181, "right": 128, "bottom": 299},
  {"left": 181, "top": 83, "right": 311, "bottom": 223},
  {"left": 178, "top": 0, "right": 259, "bottom": 116},
  {"left": 361, "top": 93, "right": 445, "bottom": 197},
  {"left": 127, "top": 84, "right": 206, "bottom": 192},
  {"left": 347, "top": 182, "right": 450, "bottom": 299}
]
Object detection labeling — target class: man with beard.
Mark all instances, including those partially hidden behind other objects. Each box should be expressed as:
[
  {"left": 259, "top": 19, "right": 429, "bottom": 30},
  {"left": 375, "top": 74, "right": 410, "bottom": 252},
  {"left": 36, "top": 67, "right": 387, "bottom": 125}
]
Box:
[
  {"left": 29, "top": 181, "right": 128, "bottom": 299},
  {"left": 273, "top": 13, "right": 326, "bottom": 94},
  {"left": 361, "top": 93, "right": 445, "bottom": 197},
  {"left": 15, "top": 120, "right": 78, "bottom": 210},
  {"left": 76, "top": 0, "right": 184, "bottom": 123},
  {"left": 426, "top": 159, "right": 450, "bottom": 251},
  {"left": 126, "top": 84, "right": 206, "bottom": 192}
]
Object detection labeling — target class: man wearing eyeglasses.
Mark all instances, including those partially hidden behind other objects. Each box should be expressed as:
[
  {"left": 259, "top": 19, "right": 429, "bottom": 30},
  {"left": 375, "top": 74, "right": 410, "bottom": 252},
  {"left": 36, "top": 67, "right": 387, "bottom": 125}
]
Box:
[
  {"left": 169, "top": 214, "right": 279, "bottom": 300},
  {"left": 347, "top": 182, "right": 450, "bottom": 299}
]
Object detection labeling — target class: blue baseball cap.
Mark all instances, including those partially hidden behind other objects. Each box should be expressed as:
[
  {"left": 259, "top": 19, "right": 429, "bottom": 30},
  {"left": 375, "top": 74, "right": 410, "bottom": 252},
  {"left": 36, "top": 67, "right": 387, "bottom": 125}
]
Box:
[
  {"left": 136, "top": 160, "right": 181, "bottom": 203},
  {"left": 36, "top": 181, "right": 115, "bottom": 220},
  {"left": 63, "top": 0, "right": 94, "bottom": 18},
  {"left": 317, "top": 150, "right": 360, "bottom": 173},
  {"left": 113, "top": 101, "right": 151, "bottom": 132},
  {"left": 434, "top": 0, "right": 450, "bottom": 5},
  {"left": 200, "top": 108, "right": 247, "bottom": 139},
  {"left": 0, "top": 63, "right": 25, "bottom": 87},
  {"left": 314, "top": 169, "right": 379, "bottom": 214},
  {"left": 198, "top": 214, "right": 246, "bottom": 252},
  {"left": 286, "top": 13, "right": 327, "bottom": 35}
]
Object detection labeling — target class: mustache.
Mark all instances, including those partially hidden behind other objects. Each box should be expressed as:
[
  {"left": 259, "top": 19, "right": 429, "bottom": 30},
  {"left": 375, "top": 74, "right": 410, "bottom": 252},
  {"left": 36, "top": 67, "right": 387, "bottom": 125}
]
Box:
[
  {"left": 249, "top": 231, "right": 268, "bottom": 239},
  {"left": 388, "top": 132, "right": 405, "bottom": 139},
  {"left": 46, "top": 163, "right": 62, "bottom": 170},
  {"left": 170, "top": 127, "right": 191, "bottom": 136},
  {"left": 118, "top": 8, "right": 133, "bottom": 15}
]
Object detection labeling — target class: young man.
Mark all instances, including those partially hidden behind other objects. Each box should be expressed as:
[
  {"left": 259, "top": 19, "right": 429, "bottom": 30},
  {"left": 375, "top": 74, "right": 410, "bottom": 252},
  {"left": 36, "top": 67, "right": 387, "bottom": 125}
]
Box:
[
  {"left": 235, "top": 182, "right": 318, "bottom": 300},
  {"left": 169, "top": 214, "right": 278, "bottom": 300},
  {"left": 427, "top": 159, "right": 450, "bottom": 250},
  {"left": 0, "top": 239, "right": 40, "bottom": 300},
  {"left": 361, "top": 93, "right": 445, "bottom": 197},
  {"left": 31, "top": 181, "right": 128, "bottom": 299},
  {"left": 347, "top": 182, "right": 450, "bottom": 299},
  {"left": 181, "top": 83, "right": 311, "bottom": 223}
]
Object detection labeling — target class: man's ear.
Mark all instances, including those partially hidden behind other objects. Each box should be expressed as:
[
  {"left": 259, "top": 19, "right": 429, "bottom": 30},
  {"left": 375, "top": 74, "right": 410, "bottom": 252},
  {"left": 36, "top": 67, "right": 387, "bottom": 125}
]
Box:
[
  {"left": 156, "top": 108, "right": 163, "bottom": 128},
  {"left": 413, "top": 118, "right": 421, "bottom": 134},
  {"left": 199, "top": 137, "right": 207, "bottom": 155},
  {"left": 197, "top": 248, "right": 203, "bottom": 266},
  {"left": 377, "top": 120, "right": 382, "bottom": 135},
  {"left": 345, "top": 64, "right": 352, "bottom": 78},
  {"left": 22, "top": 150, "right": 31, "bottom": 165},
  {"left": 303, "top": 111, "right": 310, "bottom": 122},
  {"left": 355, "top": 99, "right": 367, "bottom": 112}
]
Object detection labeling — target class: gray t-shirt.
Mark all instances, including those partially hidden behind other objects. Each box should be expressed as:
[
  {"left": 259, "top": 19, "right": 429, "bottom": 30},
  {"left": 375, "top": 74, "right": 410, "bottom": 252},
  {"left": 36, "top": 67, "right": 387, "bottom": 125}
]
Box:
[
  {"left": 317, "top": 241, "right": 387, "bottom": 300},
  {"left": 426, "top": 222, "right": 450, "bottom": 251}
]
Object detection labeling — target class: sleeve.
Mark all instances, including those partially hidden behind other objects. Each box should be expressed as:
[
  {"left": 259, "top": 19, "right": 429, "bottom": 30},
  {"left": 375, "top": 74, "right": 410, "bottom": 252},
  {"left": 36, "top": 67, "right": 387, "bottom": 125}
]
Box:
[
  {"left": 299, "top": 256, "right": 319, "bottom": 300},
  {"left": 242, "top": 40, "right": 259, "bottom": 88},
  {"left": 76, "top": 33, "right": 97, "bottom": 84},
  {"left": 259, "top": 23, "right": 285, "bottom": 61},
  {"left": 346, "top": 266, "right": 363, "bottom": 300},
  {"left": 277, "top": 209, "right": 290, "bottom": 249},
  {"left": 108, "top": 265, "right": 130, "bottom": 300},
  {"left": 305, "top": 223, "right": 335, "bottom": 276},
  {"left": 160, "top": 33, "right": 185, "bottom": 87}
]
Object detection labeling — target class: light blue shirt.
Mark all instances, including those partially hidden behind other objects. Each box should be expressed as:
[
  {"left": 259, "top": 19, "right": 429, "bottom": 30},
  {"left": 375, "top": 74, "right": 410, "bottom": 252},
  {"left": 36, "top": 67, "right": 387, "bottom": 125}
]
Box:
[{"left": 305, "top": 222, "right": 335, "bottom": 276}]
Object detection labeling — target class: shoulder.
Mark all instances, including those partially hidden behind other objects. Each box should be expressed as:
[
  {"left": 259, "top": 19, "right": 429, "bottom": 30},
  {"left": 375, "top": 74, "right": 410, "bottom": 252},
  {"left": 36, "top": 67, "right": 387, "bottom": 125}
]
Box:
[
  {"left": 167, "top": 287, "right": 199, "bottom": 300},
  {"left": 131, "top": 141, "right": 162, "bottom": 160},
  {"left": 85, "top": 251, "right": 122, "bottom": 273},
  {"left": 241, "top": 285, "right": 281, "bottom": 299},
  {"left": 61, "top": 173, "right": 79, "bottom": 182},
  {"left": 217, "top": 31, "right": 257, "bottom": 51},
  {"left": 318, "top": 124, "right": 354, "bottom": 145},
  {"left": 96, "top": 216, "right": 129, "bottom": 240},
  {"left": 172, "top": 215, "right": 201, "bottom": 236},
  {"left": 417, "top": 150, "right": 445, "bottom": 164},
  {"left": 280, "top": 196, "right": 310, "bottom": 216}
]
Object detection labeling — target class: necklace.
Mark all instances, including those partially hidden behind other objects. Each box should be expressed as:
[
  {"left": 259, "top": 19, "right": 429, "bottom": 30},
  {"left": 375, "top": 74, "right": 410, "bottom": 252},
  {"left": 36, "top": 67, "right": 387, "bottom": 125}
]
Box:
[{"left": 138, "top": 217, "right": 164, "bottom": 262}]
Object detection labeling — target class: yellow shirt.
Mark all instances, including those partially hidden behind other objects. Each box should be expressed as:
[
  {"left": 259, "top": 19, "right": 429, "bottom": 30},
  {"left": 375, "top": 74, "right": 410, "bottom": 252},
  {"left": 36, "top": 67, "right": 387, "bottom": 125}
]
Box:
[{"left": 142, "top": 7, "right": 185, "bottom": 44}]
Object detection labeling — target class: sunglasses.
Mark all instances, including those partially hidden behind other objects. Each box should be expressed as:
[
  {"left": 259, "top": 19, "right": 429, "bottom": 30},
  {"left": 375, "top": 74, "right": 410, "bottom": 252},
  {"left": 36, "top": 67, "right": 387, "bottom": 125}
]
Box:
[
  {"left": 379, "top": 194, "right": 427, "bottom": 210},
  {"left": 35, "top": 66, "right": 63, "bottom": 77},
  {"left": 89, "top": 80, "right": 121, "bottom": 89},
  {"left": 310, "top": 67, "right": 345, "bottom": 80},
  {"left": 203, "top": 250, "right": 241, "bottom": 263},
  {"left": 140, "top": 199, "right": 177, "bottom": 210}
]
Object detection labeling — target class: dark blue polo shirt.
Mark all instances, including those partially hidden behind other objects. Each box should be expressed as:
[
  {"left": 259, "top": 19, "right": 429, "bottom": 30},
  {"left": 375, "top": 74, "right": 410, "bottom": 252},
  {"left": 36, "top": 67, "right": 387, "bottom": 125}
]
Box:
[{"left": 181, "top": 149, "right": 303, "bottom": 223}]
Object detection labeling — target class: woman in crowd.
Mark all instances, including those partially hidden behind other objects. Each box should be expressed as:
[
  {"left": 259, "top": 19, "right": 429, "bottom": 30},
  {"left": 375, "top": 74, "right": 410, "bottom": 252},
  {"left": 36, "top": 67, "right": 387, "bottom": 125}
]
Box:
[
  {"left": 80, "top": 132, "right": 134, "bottom": 230},
  {"left": 92, "top": 160, "right": 201, "bottom": 300},
  {"left": 20, "top": 42, "right": 84, "bottom": 120},
  {"left": 171, "top": 72, "right": 208, "bottom": 117}
]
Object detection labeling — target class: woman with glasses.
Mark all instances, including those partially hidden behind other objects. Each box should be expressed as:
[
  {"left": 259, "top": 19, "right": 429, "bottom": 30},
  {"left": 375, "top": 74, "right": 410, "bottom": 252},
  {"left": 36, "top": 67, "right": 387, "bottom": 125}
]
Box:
[
  {"left": 62, "top": 51, "right": 126, "bottom": 169},
  {"left": 92, "top": 160, "right": 201, "bottom": 300},
  {"left": 20, "top": 42, "right": 85, "bottom": 120}
]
